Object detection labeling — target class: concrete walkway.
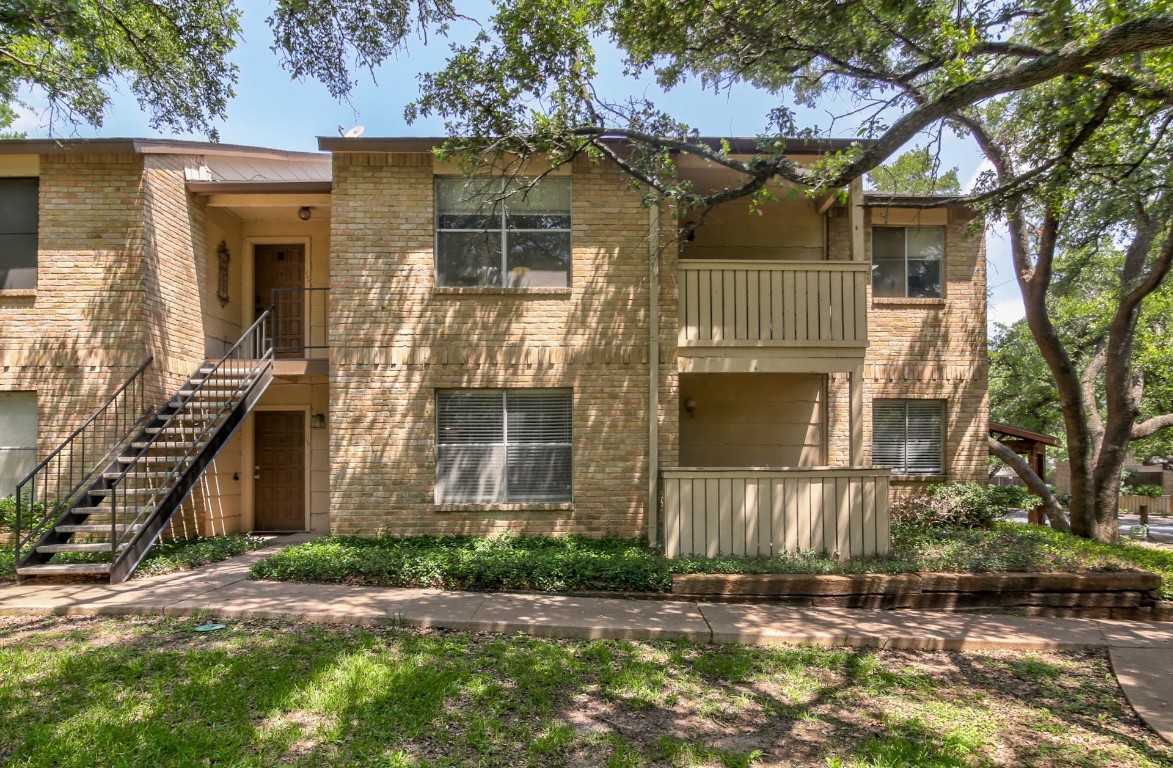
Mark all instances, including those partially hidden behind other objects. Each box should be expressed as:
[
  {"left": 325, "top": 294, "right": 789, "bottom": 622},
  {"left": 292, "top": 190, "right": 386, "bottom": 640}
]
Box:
[{"left": 1, "top": 534, "right": 1169, "bottom": 743}]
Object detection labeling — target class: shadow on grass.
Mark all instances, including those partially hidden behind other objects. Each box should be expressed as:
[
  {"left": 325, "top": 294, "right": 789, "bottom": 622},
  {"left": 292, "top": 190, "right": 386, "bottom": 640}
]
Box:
[{"left": 0, "top": 617, "right": 1168, "bottom": 767}]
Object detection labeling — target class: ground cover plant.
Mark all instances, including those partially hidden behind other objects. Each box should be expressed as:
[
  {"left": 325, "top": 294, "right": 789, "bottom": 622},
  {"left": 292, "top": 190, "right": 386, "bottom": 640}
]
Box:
[
  {"left": 0, "top": 533, "right": 267, "bottom": 583},
  {"left": 0, "top": 615, "right": 1167, "bottom": 767},
  {"left": 250, "top": 523, "right": 1173, "bottom": 600}
]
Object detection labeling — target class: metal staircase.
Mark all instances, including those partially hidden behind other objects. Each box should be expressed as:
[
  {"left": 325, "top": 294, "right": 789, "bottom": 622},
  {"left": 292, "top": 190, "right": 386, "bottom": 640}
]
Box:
[{"left": 14, "top": 313, "right": 273, "bottom": 583}]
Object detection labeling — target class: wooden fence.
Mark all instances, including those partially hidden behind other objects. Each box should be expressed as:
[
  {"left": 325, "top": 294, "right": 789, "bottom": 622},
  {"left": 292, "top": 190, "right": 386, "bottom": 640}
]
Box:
[
  {"left": 662, "top": 467, "right": 891, "bottom": 559},
  {"left": 1119, "top": 495, "right": 1171, "bottom": 516},
  {"left": 678, "top": 260, "right": 869, "bottom": 347}
]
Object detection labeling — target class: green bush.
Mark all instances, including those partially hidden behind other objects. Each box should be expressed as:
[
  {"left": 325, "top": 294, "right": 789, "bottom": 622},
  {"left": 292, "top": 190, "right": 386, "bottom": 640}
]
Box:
[
  {"left": 0, "top": 494, "right": 45, "bottom": 533},
  {"left": 252, "top": 534, "right": 676, "bottom": 593},
  {"left": 890, "top": 483, "right": 1041, "bottom": 528},
  {"left": 1130, "top": 484, "right": 1165, "bottom": 498}
]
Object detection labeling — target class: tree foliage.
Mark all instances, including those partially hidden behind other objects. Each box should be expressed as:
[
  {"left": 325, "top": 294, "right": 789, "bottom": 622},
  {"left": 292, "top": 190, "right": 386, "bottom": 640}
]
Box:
[{"left": 868, "top": 148, "right": 961, "bottom": 195}]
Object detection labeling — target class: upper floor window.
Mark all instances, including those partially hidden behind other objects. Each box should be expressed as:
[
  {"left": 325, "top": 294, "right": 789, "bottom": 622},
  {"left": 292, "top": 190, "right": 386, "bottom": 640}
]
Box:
[
  {"left": 435, "top": 177, "right": 571, "bottom": 288},
  {"left": 436, "top": 389, "right": 573, "bottom": 504},
  {"left": 0, "top": 178, "right": 38, "bottom": 289},
  {"left": 872, "top": 226, "right": 943, "bottom": 298},
  {"left": 872, "top": 399, "right": 944, "bottom": 475}
]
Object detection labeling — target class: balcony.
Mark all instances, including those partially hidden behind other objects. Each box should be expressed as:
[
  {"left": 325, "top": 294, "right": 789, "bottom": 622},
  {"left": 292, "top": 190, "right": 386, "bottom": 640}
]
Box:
[
  {"left": 661, "top": 467, "right": 891, "bottom": 559},
  {"left": 269, "top": 286, "right": 329, "bottom": 376},
  {"left": 677, "top": 260, "right": 868, "bottom": 373}
]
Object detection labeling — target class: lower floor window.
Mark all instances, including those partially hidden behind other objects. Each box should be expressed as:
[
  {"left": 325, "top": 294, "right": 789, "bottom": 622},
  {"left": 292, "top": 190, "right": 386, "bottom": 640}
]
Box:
[
  {"left": 872, "top": 399, "right": 944, "bottom": 474},
  {"left": 0, "top": 392, "right": 37, "bottom": 496},
  {"left": 436, "top": 389, "right": 572, "bottom": 503}
]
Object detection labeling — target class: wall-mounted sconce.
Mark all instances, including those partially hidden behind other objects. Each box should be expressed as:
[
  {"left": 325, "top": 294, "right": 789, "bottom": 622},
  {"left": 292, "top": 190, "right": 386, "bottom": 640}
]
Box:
[
  {"left": 683, "top": 221, "right": 698, "bottom": 242},
  {"left": 311, "top": 412, "right": 327, "bottom": 429},
  {"left": 685, "top": 397, "right": 697, "bottom": 417},
  {"left": 298, "top": 206, "right": 313, "bottom": 221}
]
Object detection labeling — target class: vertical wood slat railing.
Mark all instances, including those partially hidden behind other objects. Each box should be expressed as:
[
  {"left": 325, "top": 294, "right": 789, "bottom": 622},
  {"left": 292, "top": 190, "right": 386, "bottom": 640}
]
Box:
[
  {"left": 662, "top": 467, "right": 891, "bottom": 559},
  {"left": 1119, "top": 495, "right": 1170, "bottom": 516},
  {"left": 678, "top": 260, "right": 869, "bottom": 346}
]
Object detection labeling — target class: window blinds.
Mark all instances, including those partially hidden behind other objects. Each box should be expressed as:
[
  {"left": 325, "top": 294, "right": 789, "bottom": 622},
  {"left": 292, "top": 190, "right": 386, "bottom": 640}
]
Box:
[
  {"left": 872, "top": 400, "right": 943, "bottom": 474},
  {"left": 436, "top": 390, "right": 572, "bottom": 503}
]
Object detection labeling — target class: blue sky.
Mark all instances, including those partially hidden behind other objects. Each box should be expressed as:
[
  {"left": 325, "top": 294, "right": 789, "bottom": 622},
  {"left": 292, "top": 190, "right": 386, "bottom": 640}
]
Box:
[{"left": 12, "top": 3, "right": 1022, "bottom": 333}]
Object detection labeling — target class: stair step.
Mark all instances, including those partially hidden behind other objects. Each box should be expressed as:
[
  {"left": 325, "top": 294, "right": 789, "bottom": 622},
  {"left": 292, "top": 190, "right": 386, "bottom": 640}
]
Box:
[
  {"left": 68, "top": 506, "right": 152, "bottom": 517},
  {"left": 131, "top": 441, "right": 208, "bottom": 450},
  {"left": 37, "top": 542, "right": 124, "bottom": 554},
  {"left": 90, "top": 487, "right": 163, "bottom": 497},
  {"left": 103, "top": 470, "right": 176, "bottom": 480},
  {"left": 17, "top": 563, "right": 112, "bottom": 576},
  {"left": 57, "top": 524, "right": 141, "bottom": 534},
  {"left": 168, "top": 399, "right": 235, "bottom": 409},
  {"left": 117, "top": 454, "right": 186, "bottom": 464}
]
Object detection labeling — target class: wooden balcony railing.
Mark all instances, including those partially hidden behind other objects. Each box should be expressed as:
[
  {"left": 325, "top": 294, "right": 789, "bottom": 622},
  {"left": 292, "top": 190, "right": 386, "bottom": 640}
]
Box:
[
  {"left": 678, "top": 260, "right": 868, "bottom": 348},
  {"left": 661, "top": 467, "right": 891, "bottom": 559}
]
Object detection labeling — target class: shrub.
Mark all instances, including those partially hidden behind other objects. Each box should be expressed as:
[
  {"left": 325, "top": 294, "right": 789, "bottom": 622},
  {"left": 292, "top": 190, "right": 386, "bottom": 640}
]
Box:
[
  {"left": 890, "top": 483, "right": 1041, "bottom": 528},
  {"left": 1130, "top": 484, "right": 1165, "bottom": 498},
  {"left": 0, "top": 494, "right": 44, "bottom": 533}
]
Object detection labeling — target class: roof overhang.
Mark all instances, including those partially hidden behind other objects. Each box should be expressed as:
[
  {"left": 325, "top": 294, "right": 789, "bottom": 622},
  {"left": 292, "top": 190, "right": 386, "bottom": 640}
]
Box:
[
  {"left": 317, "top": 135, "right": 872, "bottom": 155},
  {"left": 990, "top": 421, "right": 1061, "bottom": 447},
  {"left": 188, "top": 181, "right": 332, "bottom": 195},
  {"left": 0, "top": 137, "right": 326, "bottom": 162}
]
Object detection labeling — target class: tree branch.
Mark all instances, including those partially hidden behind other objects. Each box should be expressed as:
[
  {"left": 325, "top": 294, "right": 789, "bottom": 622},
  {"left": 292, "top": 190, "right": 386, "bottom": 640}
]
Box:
[
  {"left": 1133, "top": 413, "right": 1173, "bottom": 440},
  {"left": 988, "top": 437, "right": 1071, "bottom": 531}
]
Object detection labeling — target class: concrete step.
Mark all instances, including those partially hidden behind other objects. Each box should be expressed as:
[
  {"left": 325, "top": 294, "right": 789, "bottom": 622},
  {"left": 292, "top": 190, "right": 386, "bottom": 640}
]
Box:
[
  {"left": 17, "top": 563, "right": 112, "bottom": 576},
  {"left": 102, "top": 470, "right": 176, "bottom": 481},
  {"left": 56, "top": 523, "right": 141, "bottom": 534},
  {"left": 116, "top": 454, "right": 189, "bottom": 465},
  {"left": 37, "top": 542, "right": 123, "bottom": 554},
  {"left": 131, "top": 441, "right": 208, "bottom": 451}
]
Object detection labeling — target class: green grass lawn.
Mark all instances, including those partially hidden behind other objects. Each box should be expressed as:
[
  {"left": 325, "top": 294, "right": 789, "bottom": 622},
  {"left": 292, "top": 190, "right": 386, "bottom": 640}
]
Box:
[
  {"left": 0, "top": 616, "right": 1167, "bottom": 768},
  {"left": 249, "top": 522, "right": 1173, "bottom": 599}
]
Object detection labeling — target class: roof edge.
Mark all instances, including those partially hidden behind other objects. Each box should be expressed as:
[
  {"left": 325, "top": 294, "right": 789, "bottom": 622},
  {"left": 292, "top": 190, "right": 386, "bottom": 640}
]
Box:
[
  {"left": 317, "top": 135, "right": 871, "bottom": 154},
  {"left": 0, "top": 137, "right": 326, "bottom": 161}
]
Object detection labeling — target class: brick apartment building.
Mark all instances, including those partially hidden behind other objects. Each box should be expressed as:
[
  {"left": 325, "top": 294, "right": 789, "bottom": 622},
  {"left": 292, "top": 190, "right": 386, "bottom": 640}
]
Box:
[{"left": 0, "top": 137, "right": 987, "bottom": 580}]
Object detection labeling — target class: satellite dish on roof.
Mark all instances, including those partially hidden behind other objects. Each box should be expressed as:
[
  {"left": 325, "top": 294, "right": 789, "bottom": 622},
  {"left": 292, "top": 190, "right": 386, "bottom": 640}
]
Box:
[{"left": 344, "top": 125, "right": 365, "bottom": 138}]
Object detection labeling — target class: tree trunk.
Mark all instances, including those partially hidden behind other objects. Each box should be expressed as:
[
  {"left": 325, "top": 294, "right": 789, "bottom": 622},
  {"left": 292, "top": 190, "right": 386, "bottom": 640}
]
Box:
[{"left": 987, "top": 438, "right": 1070, "bottom": 531}]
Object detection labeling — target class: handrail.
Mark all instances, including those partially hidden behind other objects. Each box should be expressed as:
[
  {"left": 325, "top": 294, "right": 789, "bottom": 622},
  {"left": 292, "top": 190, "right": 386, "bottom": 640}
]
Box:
[
  {"left": 104, "top": 311, "right": 272, "bottom": 556},
  {"left": 14, "top": 356, "right": 154, "bottom": 563}
]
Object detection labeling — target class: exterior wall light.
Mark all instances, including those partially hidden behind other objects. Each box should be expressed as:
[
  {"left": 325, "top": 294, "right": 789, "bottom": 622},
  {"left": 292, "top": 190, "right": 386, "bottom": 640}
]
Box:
[
  {"left": 298, "top": 206, "right": 313, "bottom": 221},
  {"left": 311, "top": 413, "right": 327, "bottom": 429},
  {"left": 685, "top": 398, "right": 697, "bottom": 417}
]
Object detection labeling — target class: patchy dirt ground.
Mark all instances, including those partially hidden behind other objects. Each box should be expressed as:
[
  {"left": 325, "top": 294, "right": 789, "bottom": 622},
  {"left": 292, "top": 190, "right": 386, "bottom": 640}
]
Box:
[{"left": 1, "top": 615, "right": 1169, "bottom": 767}]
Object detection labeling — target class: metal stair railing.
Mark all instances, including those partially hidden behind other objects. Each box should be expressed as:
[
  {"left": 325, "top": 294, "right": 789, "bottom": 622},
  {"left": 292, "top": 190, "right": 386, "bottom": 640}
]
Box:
[
  {"left": 105, "top": 311, "right": 273, "bottom": 579},
  {"left": 14, "top": 356, "right": 154, "bottom": 566}
]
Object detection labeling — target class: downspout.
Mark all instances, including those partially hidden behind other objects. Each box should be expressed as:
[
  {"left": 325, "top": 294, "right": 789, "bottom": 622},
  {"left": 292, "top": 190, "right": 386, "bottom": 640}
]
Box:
[{"left": 648, "top": 202, "right": 661, "bottom": 547}]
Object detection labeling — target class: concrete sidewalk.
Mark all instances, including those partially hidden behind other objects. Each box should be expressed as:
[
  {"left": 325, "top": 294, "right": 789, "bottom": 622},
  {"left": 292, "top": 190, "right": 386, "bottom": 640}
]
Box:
[{"left": 1, "top": 533, "right": 1169, "bottom": 743}]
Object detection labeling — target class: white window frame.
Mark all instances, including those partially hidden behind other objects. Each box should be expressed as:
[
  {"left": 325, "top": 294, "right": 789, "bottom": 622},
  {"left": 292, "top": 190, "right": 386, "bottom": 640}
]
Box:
[
  {"left": 871, "top": 225, "right": 945, "bottom": 299},
  {"left": 435, "top": 388, "right": 573, "bottom": 504},
  {"left": 434, "top": 177, "right": 572, "bottom": 288},
  {"left": 871, "top": 399, "right": 945, "bottom": 475}
]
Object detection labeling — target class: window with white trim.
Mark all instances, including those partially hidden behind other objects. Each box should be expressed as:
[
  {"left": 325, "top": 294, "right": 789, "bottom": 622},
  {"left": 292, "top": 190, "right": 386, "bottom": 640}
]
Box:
[
  {"left": 435, "top": 177, "right": 571, "bottom": 288},
  {"left": 436, "top": 389, "right": 573, "bottom": 503},
  {"left": 872, "top": 226, "right": 944, "bottom": 298},
  {"left": 0, "top": 392, "right": 37, "bottom": 496},
  {"left": 0, "top": 178, "right": 38, "bottom": 289},
  {"left": 872, "top": 399, "right": 944, "bottom": 474}
]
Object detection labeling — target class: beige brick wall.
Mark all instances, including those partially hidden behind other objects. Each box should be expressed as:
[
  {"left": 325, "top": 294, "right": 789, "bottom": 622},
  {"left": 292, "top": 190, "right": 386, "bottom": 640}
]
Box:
[
  {"left": 0, "top": 151, "right": 247, "bottom": 538},
  {"left": 0, "top": 153, "right": 149, "bottom": 460},
  {"left": 827, "top": 206, "right": 989, "bottom": 490},
  {"left": 329, "top": 153, "right": 656, "bottom": 537}
]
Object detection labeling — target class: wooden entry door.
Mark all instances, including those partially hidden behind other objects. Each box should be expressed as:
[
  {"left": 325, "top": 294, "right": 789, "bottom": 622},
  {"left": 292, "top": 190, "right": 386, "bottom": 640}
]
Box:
[
  {"left": 255, "top": 244, "right": 305, "bottom": 357},
  {"left": 254, "top": 411, "right": 306, "bottom": 531}
]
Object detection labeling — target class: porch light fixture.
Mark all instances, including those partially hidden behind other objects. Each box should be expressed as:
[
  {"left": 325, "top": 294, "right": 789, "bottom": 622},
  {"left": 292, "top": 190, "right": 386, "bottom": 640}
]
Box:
[
  {"left": 311, "top": 412, "right": 327, "bottom": 429},
  {"left": 216, "top": 241, "right": 231, "bottom": 307},
  {"left": 298, "top": 206, "right": 313, "bottom": 221},
  {"left": 685, "top": 397, "right": 697, "bottom": 417}
]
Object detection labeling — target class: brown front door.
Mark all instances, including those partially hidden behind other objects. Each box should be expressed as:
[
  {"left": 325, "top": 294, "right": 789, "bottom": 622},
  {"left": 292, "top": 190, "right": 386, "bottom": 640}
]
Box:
[
  {"left": 253, "top": 411, "right": 306, "bottom": 531},
  {"left": 255, "top": 244, "right": 305, "bottom": 357}
]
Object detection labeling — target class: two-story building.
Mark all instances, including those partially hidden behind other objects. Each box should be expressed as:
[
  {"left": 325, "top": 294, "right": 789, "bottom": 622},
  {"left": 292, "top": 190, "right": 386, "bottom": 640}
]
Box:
[{"left": 0, "top": 136, "right": 987, "bottom": 580}]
